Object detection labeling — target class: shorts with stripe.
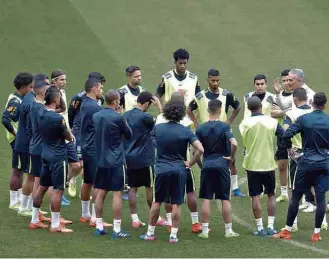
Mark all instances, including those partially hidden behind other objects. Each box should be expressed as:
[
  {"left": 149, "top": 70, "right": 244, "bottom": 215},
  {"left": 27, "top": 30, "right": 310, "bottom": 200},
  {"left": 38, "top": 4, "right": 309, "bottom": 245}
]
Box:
[
  {"left": 127, "top": 166, "right": 154, "bottom": 188},
  {"left": 13, "top": 151, "right": 30, "bottom": 174},
  {"left": 94, "top": 166, "right": 125, "bottom": 191},
  {"left": 40, "top": 158, "right": 68, "bottom": 190},
  {"left": 186, "top": 168, "right": 196, "bottom": 193},
  {"left": 82, "top": 152, "right": 97, "bottom": 184},
  {"left": 30, "top": 154, "right": 42, "bottom": 177}
]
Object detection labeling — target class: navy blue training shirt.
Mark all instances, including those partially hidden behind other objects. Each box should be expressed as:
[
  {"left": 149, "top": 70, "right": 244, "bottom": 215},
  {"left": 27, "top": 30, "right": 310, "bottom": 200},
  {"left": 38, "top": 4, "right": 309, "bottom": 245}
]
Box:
[
  {"left": 15, "top": 91, "right": 36, "bottom": 152},
  {"left": 196, "top": 120, "right": 233, "bottom": 168},
  {"left": 123, "top": 108, "right": 155, "bottom": 169},
  {"left": 38, "top": 109, "right": 69, "bottom": 162},
  {"left": 154, "top": 122, "right": 198, "bottom": 174},
  {"left": 29, "top": 102, "right": 45, "bottom": 155},
  {"left": 93, "top": 108, "right": 132, "bottom": 168},
  {"left": 80, "top": 96, "right": 102, "bottom": 155}
]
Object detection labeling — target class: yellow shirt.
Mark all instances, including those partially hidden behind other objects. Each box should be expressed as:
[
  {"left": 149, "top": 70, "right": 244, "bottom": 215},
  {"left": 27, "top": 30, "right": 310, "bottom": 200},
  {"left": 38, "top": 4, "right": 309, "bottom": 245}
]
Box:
[
  {"left": 118, "top": 84, "right": 144, "bottom": 112},
  {"left": 243, "top": 91, "right": 275, "bottom": 119},
  {"left": 4, "top": 94, "right": 22, "bottom": 143}
]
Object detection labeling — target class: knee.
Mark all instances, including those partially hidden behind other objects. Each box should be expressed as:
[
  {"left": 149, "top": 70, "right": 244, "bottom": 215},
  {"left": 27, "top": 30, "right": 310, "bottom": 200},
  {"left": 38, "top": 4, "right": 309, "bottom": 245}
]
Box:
[{"left": 70, "top": 162, "right": 82, "bottom": 173}]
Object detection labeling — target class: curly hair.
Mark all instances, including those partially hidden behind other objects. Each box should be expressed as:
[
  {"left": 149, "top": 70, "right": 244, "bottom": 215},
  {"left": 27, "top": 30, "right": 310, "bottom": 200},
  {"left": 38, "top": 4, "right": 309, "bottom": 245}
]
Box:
[
  {"left": 173, "top": 48, "right": 189, "bottom": 61},
  {"left": 163, "top": 100, "right": 186, "bottom": 123},
  {"left": 13, "top": 72, "right": 33, "bottom": 90}
]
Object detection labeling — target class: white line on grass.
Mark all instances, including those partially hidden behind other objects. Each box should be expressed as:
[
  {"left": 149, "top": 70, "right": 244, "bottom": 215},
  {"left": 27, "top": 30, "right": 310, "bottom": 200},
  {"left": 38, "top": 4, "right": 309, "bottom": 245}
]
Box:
[{"left": 229, "top": 177, "right": 329, "bottom": 256}]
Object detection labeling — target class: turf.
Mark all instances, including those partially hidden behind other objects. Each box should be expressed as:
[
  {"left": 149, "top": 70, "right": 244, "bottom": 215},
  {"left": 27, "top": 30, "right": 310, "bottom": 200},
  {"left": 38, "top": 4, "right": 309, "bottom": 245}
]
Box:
[{"left": 1, "top": 0, "right": 329, "bottom": 257}]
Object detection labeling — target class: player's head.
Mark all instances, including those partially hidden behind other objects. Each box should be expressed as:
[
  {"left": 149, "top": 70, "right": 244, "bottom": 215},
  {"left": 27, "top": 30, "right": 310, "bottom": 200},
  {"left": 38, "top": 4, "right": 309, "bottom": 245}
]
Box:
[
  {"left": 247, "top": 96, "right": 262, "bottom": 113},
  {"left": 13, "top": 72, "right": 34, "bottom": 95},
  {"left": 207, "top": 69, "right": 220, "bottom": 92},
  {"left": 253, "top": 74, "right": 267, "bottom": 94},
  {"left": 85, "top": 78, "right": 103, "bottom": 100},
  {"left": 51, "top": 69, "right": 66, "bottom": 89},
  {"left": 280, "top": 69, "right": 291, "bottom": 91},
  {"left": 137, "top": 91, "right": 153, "bottom": 112},
  {"left": 34, "top": 73, "right": 50, "bottom": 85},
  {"left": 126, "top": 65, "right": 141, "bottom": 86},
  {"left": 44, "top": 86, "right": 61, "bottom": 108},
  {"left": 105, "top": 90, "right": 120, "bottom": 110},
  {"left": 208, "top": 99, "right": 222, "bottom": 118},
  {"left": 173, "top": 48, "right": 189, "bottom": 74},
  {"left": 288, "top": 68, "right": 304, "bottom": 90},
  {"left": 163, "top": 99, "right": 186, "bottom": 123},
  {"left": 33, "top": 81, "right": 50, "bottom": 98},
  {"left": 312, "top": 92, "right": 327, "bottom": 111},
  {"left": 292, "top": 88, "right": 307, "bottom": 106},
  {"left": 171, "top": 92, "right": 184, "bottom": 102},
  {"left": 88, "top": 72, "right": 106, "bottom": 85}
]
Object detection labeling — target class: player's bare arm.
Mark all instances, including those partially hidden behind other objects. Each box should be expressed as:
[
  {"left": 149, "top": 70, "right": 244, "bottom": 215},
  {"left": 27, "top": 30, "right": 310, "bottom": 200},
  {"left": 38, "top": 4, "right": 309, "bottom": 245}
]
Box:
[
  {"left": 55, "top": 96, "right": 66, "bottom": 113},
  {"left": 187, "top": 101, "right": 199, "bottom": 128},
  {"left": 227, "top": 106, "right": 240, "bottom": 125},
  {"left": 186, "top": 140, "right": 204, "bottom": 168}
]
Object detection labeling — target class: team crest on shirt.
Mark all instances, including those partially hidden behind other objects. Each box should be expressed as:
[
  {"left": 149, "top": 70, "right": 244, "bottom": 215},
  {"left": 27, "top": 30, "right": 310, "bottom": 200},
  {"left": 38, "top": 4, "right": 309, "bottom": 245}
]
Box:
[
  {"left": 7, "top": 106, "right": 16, "bottom": 114},
  {"left": 61, "top": 119, "right": 66, "bottom": 126}
]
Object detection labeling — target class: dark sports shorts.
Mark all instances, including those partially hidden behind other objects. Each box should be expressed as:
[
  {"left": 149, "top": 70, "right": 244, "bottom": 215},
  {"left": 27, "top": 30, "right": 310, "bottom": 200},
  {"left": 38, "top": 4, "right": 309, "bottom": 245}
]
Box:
[
  {"left": 186, "top": 168, "right": 196, "bottom": 193},
  {"left": 30, "top": 154, "right": 42, "bottom": 177},
  {"left": 94, "top": 166, "right": 125, "bottom": 191},
  {"left": 246, "top": 170, "right": 276, "bottom": 197},
  {"left": 275, "top": 137, "right": 288, "bottom": 160},
  {"left": 82, "top": 152, "right": 97, "bottom": 184},
  {"left": 154, "top": 170, "right": 187, "bottom": 205},
  {"left": 40, "top": 158, "right": 68, "bottom": 190},
  {"left": 199, "top": 167, "right": 231, "bottom": 200},
  {"left": 127, "top": 166, "right": 154, "bottom": 188},
  {"left": 13, "top": 150, "right": 30, "bottom": 174},
  {"left": 67, "top": 141, "right": 79, "bottom": 163}
]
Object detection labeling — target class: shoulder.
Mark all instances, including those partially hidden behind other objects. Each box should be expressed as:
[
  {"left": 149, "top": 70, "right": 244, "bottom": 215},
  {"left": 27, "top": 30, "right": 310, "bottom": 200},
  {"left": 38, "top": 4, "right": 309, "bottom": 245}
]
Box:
[
  {"left": 188, "top": 71, "right": 197, "bottom": 80},
  {"left": 195, "top": 90, "right": 205, "bottom": 100},
  {"left": 118, "top": 85, "right": 128, "bottom": 94},
  {"left": 163, "top": 70, "right": 173, "bottom": 79},
  {"left": 221, "top": 89, "right": 231, "bottom": 96},
  {"left": 244, "top": 92, "right": 252, "bottom": 101},
  {"left": 265, "top": 92, "right": 275, "bottom": 103}
]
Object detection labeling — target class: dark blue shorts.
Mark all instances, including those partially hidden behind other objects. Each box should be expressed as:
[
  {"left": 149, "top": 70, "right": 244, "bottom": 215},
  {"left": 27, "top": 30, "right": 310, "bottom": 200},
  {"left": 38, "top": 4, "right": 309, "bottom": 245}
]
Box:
[
  {"left": 82, "top": 152, "right": 97, "bottom": 184},
  {"left": 13, "top": 150, "right": 30, "bottom": 174},
  {"left": 199, "top": 167, "right": 230, "bottom": 200},
  {"left": 247, "top": 170, "right": 276, "bottom": 197},
  {"left": 67, "top": 141, "right": 79, "bottom": 163},
  {"left": 40, "top": 158, "right": 68, "bottom": 190},
  {"left": 127, "top": 166, "right": 154, "bottom": 188},
  {"left": 154, "top": 171, "right": 187, "bottom": 205},
  {"left": 186, "top": 168, "right": 196, "bottom": 193},
  {"left": 94, "top": 166, "right": 125, "bottom": 191},
  {"left": 275, "top": 136, "right": 288, "bottom": 160},
  {"left": 30, "top": 154, "right": 42, "bottom": 177}
]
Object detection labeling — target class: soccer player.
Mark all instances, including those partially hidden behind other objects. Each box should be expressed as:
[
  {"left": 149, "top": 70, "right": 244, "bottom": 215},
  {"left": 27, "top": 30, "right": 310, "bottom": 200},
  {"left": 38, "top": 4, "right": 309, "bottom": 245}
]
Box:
[
  {"left": 29, "top": 87, "right": 75, "bottom": 232},
  {"left": 274, "top": 92, "right": 329, "bottom": 242},
  {"left": 140, "top": 99, "right": 204, "bottom": 243},
  {"left": 34, "top": 73, "right": 50, "bottom": 85},
  {"left": 156, "top": 48, "right": 201, "bottom": 107},
  {"left": 67, "top": 72, "right": 105, "bottom": 198},
  {"left": 196, "top": 99, "right": 239, "bottom": 239},
  {"left": 123, "top": 92, "right": 162, "bottom": 228},
  {"left": 2, "top": 72, "right": 33, "bottom": 210},
  {"left": 79, "top": 78, "right": 111, "bottom": 228},
  {"left": 239, "top": 96, "right": 283, "bottom": 236},
  {"left": 93, "top": 90, "right": 132, "bottom": 238},
  {"left": 187, "top": 68, "right": 244, "bottom": 197}
]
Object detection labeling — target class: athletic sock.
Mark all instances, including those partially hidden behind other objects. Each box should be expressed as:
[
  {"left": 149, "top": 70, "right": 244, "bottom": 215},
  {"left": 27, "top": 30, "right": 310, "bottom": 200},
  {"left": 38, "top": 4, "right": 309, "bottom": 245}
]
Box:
[
  {"left": 91, "top": 203, "right": 96, "bottom": 222},
  {"left": 9, "top": 190, "right": 18, "bottom": 206},
  {"left": 147, "top": 225, "right": 155, "bottom": 236},
  {"left": 51, "top": 212, "right": 60, "bottom": 229},
  {"left": 231, "top": 175, "right": 238, "bottom": 190},
  {"left": 113, "top": 219, "right": 121, "bottom": 233},
  {"left": 170, "top": 227, "right": 178, "bottom": 238},
  {"left": 69, "top": 176, "right": 76, "bottom": 184},
  {"left": 285, "top": 225, "right": 292, "bottom": 232},
  {"left": 131, "top": 213, "right": 139, "bottom": 222},
  {"left": 81, "top": 200, "right": 91, "bottom": 218},
  {"left": 201, "top": 222, "right": 209, "bottom": 234},
  {"left": 225, "top": 222, "right": 233, "bottom": 234},
  {"left": 314, "top": 228, "right": 321, "bottom": 234},
  {"left": 27, "top": 195, "right": 33, "bottom": 210},
  {"left": 96, "top": 218, "right": 104, "bottom": 231},
  {"left": 17, "top": 188, "right": 22, "bottom": 203},
  {"left": 19, "top": 194, "right": 29, "bottom": 212},
  {"left": 267, "top": 216, "right": 275, "bottom": 230},
  {"left": 255, "top": 218, "right": 263, "bottom": 231},
  {"left": 166, "top": 213, "right": 172, "bottom": 226},
  {"left": 280, "top": 186, "right": 288, "bottom": 197},
  {"left": 31, "top": 207, "right": 40, "bottom": 224},
  {"left": 190, "top": 212, "right": 199, "bottom": 224}
]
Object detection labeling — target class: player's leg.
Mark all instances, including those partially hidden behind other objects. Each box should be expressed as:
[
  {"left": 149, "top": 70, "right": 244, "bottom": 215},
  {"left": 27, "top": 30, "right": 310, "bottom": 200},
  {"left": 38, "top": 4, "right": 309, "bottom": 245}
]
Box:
[
  {"left": 80, "top": 153, "right": 93, "bottom": 222},
  {"left": 9, "top": 145, "right": 22, "bottom": 210},
  {"left": 302, "top": 187, "right": 316, "bottom": 213},
  {"left": 263, "top": 171, "right": 277, "bottom": 235},
  {"left": 275, "top": 138, "right": 289, "bottom": 202},
  {"left": 231, "top": 160, "right": 245, "bottom": 197},
  {"left": 198, "top": 167, "right": 212, "bottom": 238},
  {"left": 127, "top": 167, "right": 142, "bottom": 227},
  {"left": 186, "top": 169, "right": 201, "bottom": 233},
  {"left": 68, "top": 142, "right": 82, "bottom": 198}
]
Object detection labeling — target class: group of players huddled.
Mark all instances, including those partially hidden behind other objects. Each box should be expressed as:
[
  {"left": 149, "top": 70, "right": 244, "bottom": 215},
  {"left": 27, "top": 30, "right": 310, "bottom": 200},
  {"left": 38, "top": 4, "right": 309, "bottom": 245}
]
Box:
[{"left": 3, "top": 48, "right": 329, "bottom": 243}]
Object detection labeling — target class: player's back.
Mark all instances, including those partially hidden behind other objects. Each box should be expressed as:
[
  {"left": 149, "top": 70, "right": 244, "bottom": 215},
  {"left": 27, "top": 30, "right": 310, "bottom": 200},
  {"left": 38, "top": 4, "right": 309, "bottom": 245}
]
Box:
[
  {"left": 29, "top": 102, "right": 45, "bottom": 155},
  {"left": 69, "top": 91, "right": 86, "bottom": 134},
  {"left": 38, "top": 109, "right": 67, "bottom": 161}
]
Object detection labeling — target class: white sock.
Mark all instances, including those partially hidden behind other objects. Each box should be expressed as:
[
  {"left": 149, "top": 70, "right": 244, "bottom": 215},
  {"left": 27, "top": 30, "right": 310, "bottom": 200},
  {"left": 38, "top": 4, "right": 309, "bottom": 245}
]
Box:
[
  {"left": 267, "top": 216, "right": 275, "bottom": 229},
  {"left": 131, "top": 213, "right": 139, "bottom": 222},
  {"left": 91, "top": 203, "right": 96, "bottom": 222},
  {"left": 18, "top": 188, "right": 22, "bottom": 202},
  {"left": 231, "top": 175, "right": 238, "bottom": 190},
  {"left": 51, "top": 212, "right": 60, "bottom": 229},
  {"left": 31, "top": 207, "right": 40, "bottom": 224},
  {"left": 285, "top": 225, "right": 292, "bottom": 232},
  {"left": 147, "top": 225, "right": 155, "bottom": 236},
  {"left": 81, "top": 200, "right": 91, "bottom": 218},
  {"left": 201, "top": 222, "right": 209, "bottom": 234},
  {"left": 190, "top": 212, "right": 199, "bottom": 224},
  {"left": 170, "top": 227, "right": 178, "bottom": 238},
  {"left": 166, "top": 213, "right": 172, "bottom": 226},
  {"left": 255, "top": 218, "right": 263, "bottom": 231},
  {"left": 322, "top": 214, "right": 327, "bottom": 225},
  {"left": 69, "top": 176, "right": 76, "bottom": 184},
  {"left": 225, "top": 223, "right": 233, "bottom": 234},
  {"left": 314, "top": 228, "right": 321, "bottom": 234},
  {"left": 280, "top": 186, "right": 288, "bottom": 197},
  {"left": 96, "top": 218, "right": 104, "bottom": 231},
  {"left": 113, "top": 219, "right": 121, "bottom": 233},
  {"left": 19, "top": 194, "right": 29, "bottom": 211},
  {"left": 293, "top": 217, "right": 298, "bottom": 226},
  {"left": 27, "top": 195, "right": 33, "bottom": 210},
  {"left": 10, "top": 190, "right": 18, "bottom": 206}
]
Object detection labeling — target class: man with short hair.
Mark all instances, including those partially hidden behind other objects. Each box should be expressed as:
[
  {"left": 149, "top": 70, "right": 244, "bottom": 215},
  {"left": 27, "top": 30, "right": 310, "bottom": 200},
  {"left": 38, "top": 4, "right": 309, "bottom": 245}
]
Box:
[
  {"left": 196, "top": 99, "right": 239, "bottom": 239},
  {"left": 2, "top": 72, "right": 33, "bottom": 210},
  {"left": 240, "top": 96, "right": 283, "bottom": 236},
  {"left": 274, "top": 92, "right": 329, "bottom": 242},
  {"left": 93, "top": 90, "right": 132, "bottom": 238}
]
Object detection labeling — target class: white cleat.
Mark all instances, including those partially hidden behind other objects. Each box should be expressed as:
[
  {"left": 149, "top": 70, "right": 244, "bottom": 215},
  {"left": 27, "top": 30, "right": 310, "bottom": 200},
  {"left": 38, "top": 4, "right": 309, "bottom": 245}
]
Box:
[
  {"left": 276, "top": 195, "right": 289, "bottom": 203},
  {"left": 303, "top": 204, "right": 316, "bottom": 213},
  {"left": 321, "top": 222, "right": 328, "bottom": 231},
  {"left": 299, "top": 202, "right": 311, "bottom": 210}
]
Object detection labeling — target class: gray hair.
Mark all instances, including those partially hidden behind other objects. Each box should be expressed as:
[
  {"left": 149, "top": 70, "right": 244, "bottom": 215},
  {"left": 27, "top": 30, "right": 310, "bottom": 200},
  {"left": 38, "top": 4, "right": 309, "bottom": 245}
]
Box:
[{"left": 289, "top": 68, "right": 305, "bottom": 83}]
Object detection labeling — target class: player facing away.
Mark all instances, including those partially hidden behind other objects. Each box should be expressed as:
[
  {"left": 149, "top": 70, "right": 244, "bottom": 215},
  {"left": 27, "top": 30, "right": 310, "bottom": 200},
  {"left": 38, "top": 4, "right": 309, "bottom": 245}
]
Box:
[
  {"left": 140, "top": 99, "right": 204, "bottom": 243},
  {"left": 156, "top": 48, "right": 201, "bottom": 107},
  {"left": 29, "top": 87, "right": 75, "bottom": 232},
  {"left": 123, "top": 92, "right": 162, "bottom": 228},
  {"left": 93, "top": 90, "right": 132, "bottom": 238},
  {"left": 239, "top": 96, "right": 284, "bottom": 236},
  {"left": 274, "top": 92, "right": 329, "bottom": 242},
  {"left": 195, "top": 99, "right": 239, "bottom": 239},
  {"left": 2, "top": 72, "right": 33, "bottom": 210},
  {"left": 187, "top": 68, "right": 244, "bottom": 197},
  {"left": 67, "top": 72, "right": 105, "bottom": 198}
]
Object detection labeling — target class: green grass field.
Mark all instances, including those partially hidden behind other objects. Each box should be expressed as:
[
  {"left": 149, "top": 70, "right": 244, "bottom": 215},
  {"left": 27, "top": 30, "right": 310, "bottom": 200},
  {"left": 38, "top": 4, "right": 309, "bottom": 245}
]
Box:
[{"left": 1, "top": 0, "right": 329, "bottom": 257}]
